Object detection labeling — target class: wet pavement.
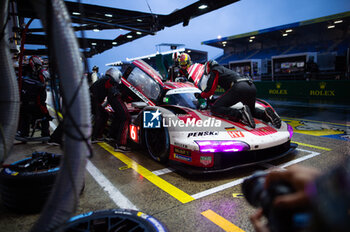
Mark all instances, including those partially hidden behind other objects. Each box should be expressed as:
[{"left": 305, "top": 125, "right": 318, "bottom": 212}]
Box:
[{"left": 0, "top": 99, "right": 349, "bottom": 232}]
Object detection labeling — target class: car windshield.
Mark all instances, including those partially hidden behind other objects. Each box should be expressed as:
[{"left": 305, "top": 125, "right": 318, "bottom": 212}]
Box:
[
  {"left": 164, "top": 92, "right": 199, "bottom": 109},
  {"left": 127, "top": 67, "right": 161, "bottom": 101}
]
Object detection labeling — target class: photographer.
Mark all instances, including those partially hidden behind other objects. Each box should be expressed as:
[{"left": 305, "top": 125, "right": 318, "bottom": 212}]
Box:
[{"left": 247, "top": 161, "right": 350, "bottom": 232}]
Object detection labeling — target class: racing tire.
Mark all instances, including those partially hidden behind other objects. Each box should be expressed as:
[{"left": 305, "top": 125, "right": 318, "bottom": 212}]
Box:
[
  {"left": 0, "top": 152, "right": 61, "bottom": 213},
  {"left": 63, "top": 209, "right": 168, "bottom": 232},
  {"left": 144, "top": 125, "right": 170, "bottom": 164}
]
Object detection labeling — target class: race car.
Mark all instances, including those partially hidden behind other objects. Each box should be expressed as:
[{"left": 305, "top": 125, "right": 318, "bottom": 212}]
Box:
[{"left": 112, "top": 60, "right": 297, "bottom": 174}]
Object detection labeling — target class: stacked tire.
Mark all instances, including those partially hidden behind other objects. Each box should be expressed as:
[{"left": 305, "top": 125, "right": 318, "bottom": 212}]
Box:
[
  {"left": 63, "top": 209, "right": 168, "bottom": 232},
  {"left": 0, "top": 152, "right": 61, "bottom": 213}
]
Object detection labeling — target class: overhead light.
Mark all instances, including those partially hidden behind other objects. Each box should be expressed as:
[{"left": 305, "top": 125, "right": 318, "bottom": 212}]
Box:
[
  {"left": 91, "top": 42, "right": 97, "bottom": 46},
  {"left": 286, "top": 29, "right": 293, "bottom": 33},
  {"left": 127, "top": 35, "right": 133, "bottom": 38},
  {"left": 222, "top": 41, "right": 227, "bottom": 44},
  {"left": 249, "top": 39, "right": 253, "bottom": 42},
  {"left": 136, "top": 31, "right": 142, "bottom": 35},
  {"left": 327, "top": 25, "right": 335, "bottom": 29},
  {"left": 112, "top": 42, "right": 117, "bottom": 45},
  {"left": 282, "top": 33, "right": 288, "bottom": 36},
  {"left": 198, "top": 4, "right": 208, "bottom": 9},
  {"left": 223, "top": 44, "right": 226, "bottom": 47},
  {"left": 187, "top": 50, "right": 192, "bottom": 53},
  {"left": 72, "top": 12, "right": 80, "bottom": 15},
  {"left": 250, "top": 36, "right": 255, "bottom": 39},
  {"left": 137, "top": 19, "right": 143, "bottom": 22},
  {"left": 217, "top": 35, "right": 222, "bottom": 40},
  {"left": 334, "top": 20, "right": 343, "bottom": 24},
  {"left": 105, "top": 14, "right": 113, "bottom": 17},
  {"left": 93, "top": 29, "right": 100, "bottom": 32}
]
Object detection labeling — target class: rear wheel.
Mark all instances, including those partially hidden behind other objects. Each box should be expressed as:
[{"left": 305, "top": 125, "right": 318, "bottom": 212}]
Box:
[{"left": 144, "top": 125, "right": 170, "bottom": 163}]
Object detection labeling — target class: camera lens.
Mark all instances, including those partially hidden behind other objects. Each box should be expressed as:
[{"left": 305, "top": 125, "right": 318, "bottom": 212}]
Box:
[
  {"left": 242, "top": 171, "right": 267, "bottom": 207},
  {"left": 242, "top": 171, "right": 300, "bottom": 232}
]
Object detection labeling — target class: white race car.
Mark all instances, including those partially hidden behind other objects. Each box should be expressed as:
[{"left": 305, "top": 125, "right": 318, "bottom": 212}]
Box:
[{"left": 113, "top": 60, "right": 297, "bottom": 174}]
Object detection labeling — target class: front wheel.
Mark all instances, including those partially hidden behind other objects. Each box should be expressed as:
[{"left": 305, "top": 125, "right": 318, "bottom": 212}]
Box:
[{"left": 144, "top": 126, "right": 170, "bottom": 163}]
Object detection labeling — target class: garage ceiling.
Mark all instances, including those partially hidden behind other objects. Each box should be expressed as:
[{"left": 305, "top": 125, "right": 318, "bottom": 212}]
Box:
[{"left": 13, "top": 0, "right": 239, "bottom": 57}]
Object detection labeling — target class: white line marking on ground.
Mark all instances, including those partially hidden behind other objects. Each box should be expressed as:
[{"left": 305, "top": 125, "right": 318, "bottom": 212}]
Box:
[
  {"left": 48, "top": 100, "right": 138, "bottom": 209},
  {"left": 152, "top": 168, "right": 175, "bottom": 176},
  {"left": 49, "top": 121, "right": 57, "bottom": 131},
  {"left": 258, "top": 163, "right": 276, "bottom": 169},
  {"left": 279, "top": 148, "right": 320, "bottom": 168},
  {"left": 191, "top": 178, "right": 245, "bottom": 200},
  {"left": 191, "top": 148, "right": 320, "bottom": 200},
  {"left": 86, "top": 160, "right": 139, "bottom": 210}
]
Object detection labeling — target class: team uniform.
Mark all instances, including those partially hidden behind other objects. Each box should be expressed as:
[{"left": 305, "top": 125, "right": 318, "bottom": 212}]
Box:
[
  {"left": 17, "top": 57, "right": 51, "bottom": 138},
  {"left": 200, "top": 60, "right": 281, "bottom": 129},
  {"left": 200, "top": 61, "right": 256, "bottom": 128},
  {"left": 90, "top": 68, "right": 130, "bottom": 149}
]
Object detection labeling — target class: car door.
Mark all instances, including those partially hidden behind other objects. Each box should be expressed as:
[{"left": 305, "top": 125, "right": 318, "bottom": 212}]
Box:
[
  {"left": 187, "top": 63, "right": 209, "bottom": 91},
  {"left": 122, "top": 60, "right": 164, "bottom": 106}
]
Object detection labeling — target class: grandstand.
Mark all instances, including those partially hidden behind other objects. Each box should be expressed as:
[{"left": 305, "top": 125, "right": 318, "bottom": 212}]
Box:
[{"left": 202, "top": 11, "right": 350, "bottom": 81}]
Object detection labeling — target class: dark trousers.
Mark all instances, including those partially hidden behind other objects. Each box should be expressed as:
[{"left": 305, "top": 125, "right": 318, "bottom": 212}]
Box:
[
  {"left": 18, "top": 103, "right": 50, "bottom": 137},
  {"left": 92, "top": 95, "right": 130, "bottom": 146},
  {"left": 108, "top": 96, "right": 130, "bottom": 146},
  {"left": 211, "top": 81, "right": 256, "bottom": 121},
  {"left": 91, "top": 97, "right": 109, "bottom": 139}
]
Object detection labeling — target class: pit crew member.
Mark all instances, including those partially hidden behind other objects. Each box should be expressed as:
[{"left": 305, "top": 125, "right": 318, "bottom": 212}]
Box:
[
  {"left": 198, "top": 60, "right": 281, "bottom": 128},
  {"left": 90, "top": 68, "right": 130, "bottom": 150},
  {"left": 17, "top": 56, "right": 51, "bottom": 138}
]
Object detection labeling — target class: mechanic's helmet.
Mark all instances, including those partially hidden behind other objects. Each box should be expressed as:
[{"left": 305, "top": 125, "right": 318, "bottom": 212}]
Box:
[
  {"left": 105, "top": 67, "right": 122, "bottom": 84},
  {"left": 204, "top": 60, "right": 219, "bottom": 75},
  {"left": 92, "top": 65, "right": 99, "bottom": 72},
  {"left": 179, "top": 53, "right": 191, "bottom": 69},
  {"left": 29, "top": 56, "right": 43, "bottom": 72},
  {"left": 172, "top": 52, "right": 180, "bottom": 64}
]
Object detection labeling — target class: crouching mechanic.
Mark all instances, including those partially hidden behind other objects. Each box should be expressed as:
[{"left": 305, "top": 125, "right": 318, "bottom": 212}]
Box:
[
  {"left": 90, "top": 68, "right": 130, "bottom": 151},
  {"left": 197, "top": 60, "right": 281, "bottom": 128}
]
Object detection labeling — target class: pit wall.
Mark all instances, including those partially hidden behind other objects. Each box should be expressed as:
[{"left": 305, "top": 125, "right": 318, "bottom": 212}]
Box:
[{"left": 215, "top": 80, "right": 350, "bottom": 104}]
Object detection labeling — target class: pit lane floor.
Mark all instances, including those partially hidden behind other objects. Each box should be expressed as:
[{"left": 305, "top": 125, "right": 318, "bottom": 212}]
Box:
[{"left": 0, "top": 100, "right": 349, "bottom": 232}]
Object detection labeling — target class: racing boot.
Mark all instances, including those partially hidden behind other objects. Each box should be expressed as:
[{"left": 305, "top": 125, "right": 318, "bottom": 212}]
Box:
[
  {"left": 265, "top": 107, "right": 281, "bottom": 129},
  {"left": 115, "top": 144, "right": 131, "bottom": 152},
  {"left": 240, "top": 105, "right": 256, "bottom": 128},
  {"left": 15, "top": 131, "right": 28, "bottom": 143},
  {"left": 91, "top": 137, "right": 105, "bottom": 144}
]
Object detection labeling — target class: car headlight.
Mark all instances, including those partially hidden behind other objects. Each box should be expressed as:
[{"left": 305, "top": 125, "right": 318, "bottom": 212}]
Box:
[
  {"left": 287, "top": 124, "right": 293, "bottom": 138},
  {"left": 195, "top": 140, "right": 250, "bottom": 153}
]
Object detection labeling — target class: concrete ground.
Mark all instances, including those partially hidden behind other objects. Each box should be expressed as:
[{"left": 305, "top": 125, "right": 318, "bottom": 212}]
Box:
[{"left": 0, "top": 100, "right": 349, "bottom": 232}]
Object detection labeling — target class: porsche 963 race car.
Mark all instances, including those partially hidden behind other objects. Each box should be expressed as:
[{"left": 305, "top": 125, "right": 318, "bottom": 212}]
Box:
[{"left": 110, "top": 60, "right": 297, "bottom": 174}]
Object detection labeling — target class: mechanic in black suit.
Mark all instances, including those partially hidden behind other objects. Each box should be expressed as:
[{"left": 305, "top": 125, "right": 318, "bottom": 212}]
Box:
[
  {"left": 90, "top": 67, "right": 130, "bottom": 151},
  {"left": 17, "top": 56, "right": 51, "bottom": 139},
  {"left": 198, "top": 60, "right": 281, "bottom": 128},
  {"left": 167, "top": 51, "right": 181, "bottom": 82}
]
